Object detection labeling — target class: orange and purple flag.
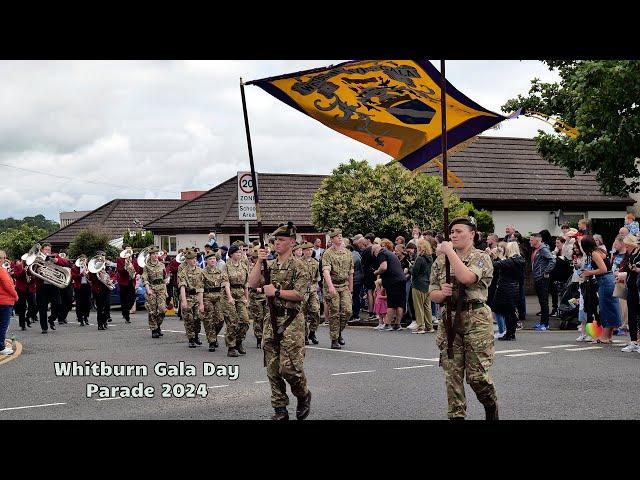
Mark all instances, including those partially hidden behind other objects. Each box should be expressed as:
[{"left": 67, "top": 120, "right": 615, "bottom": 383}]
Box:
[{"left": 247, "top": 60, "right": 507, "bottom": 170}]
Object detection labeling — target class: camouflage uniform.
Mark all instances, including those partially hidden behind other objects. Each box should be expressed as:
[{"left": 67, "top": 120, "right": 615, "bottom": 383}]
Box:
[
  {"left": 178, "top": 263, "right": 204, "bottom": 340},
  {"left": 322, "top": 246, "right": 354, "bottom": 341},
  {"left": 429, "top": 247, "right": 497, "bottom": 419},
  {"left": 249, "top": 265, "right": 267, "bottom": 344},
  {"left": 222, "top": 260, "right": 249, "bottom": 347},
  {"left": 202, "top": 264, "right": 224, "bottom": 344},
  {"left": 142, "top": 258, "right": 167, "bottom": 331},
  {"left": 303, "top": 256, "right": 321, "bottom": 336},
  {"left": 262, "top": 255, "right": 310, "bottom": 408}
]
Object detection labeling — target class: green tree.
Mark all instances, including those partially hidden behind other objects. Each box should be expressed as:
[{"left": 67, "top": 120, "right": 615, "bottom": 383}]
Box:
[
  {"left": 0, "top": 214, "right": 59, "bottom": 234},
  {"left": 502, "top": 60, "right": 640, "bottom": 196},
  {"left": 68, "top": 228, "right": 119, "bottom": 260},
  {"left": 123, "top": 230, "right": 154, "bottom": 249},
  {"left": 0, "top": 224, "right": 49, "bottom": 258},
  {"left": 311, "top": 159, "right": 486, "bottom": 238}
]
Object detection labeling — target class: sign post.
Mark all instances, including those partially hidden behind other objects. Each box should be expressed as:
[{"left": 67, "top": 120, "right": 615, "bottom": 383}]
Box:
[{"left": 238, "top": 171, "right": 257, "bottom": 221}]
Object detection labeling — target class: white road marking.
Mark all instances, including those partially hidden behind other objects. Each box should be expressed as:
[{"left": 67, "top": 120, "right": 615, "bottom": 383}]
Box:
[
  {"left": 504, "top": 352, "right": 549, "bottom": 357},
  {"left": 393, "top": 365, "right": 434, "bottom": 370},
  {"left": 95, "top": 397, "right": 123, "bottom": 402},
  {"left": 207, "top": 385, "right": 229, "bottom": 389},
  {"left": 494, "top": 349, "right": 526, "bottom": 354},
  {"left": 254, "top": 381, "right": 269, "bottom": 384},
  {"left": 306, "top": 346, "right": 438, "bottom": 362},
  {"left": 565, "top": 346, "right": 603, "bottom": 351},
  {"left": 331, "top": 370, "right": 376, "bottom": 376},
  {"left": 542, "top": 344, "right": 576, "bottom": 349},
  {"left": 0, "top": 402, "right": 67, "bottom": 412}
]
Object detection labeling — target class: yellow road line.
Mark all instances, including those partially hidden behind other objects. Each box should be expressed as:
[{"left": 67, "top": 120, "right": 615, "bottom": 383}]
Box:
[{"left": 0, "top": 340, "right": 22, "bottom": 366}]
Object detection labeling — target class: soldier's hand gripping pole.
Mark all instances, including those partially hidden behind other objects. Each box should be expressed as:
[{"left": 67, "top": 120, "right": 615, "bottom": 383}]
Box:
[{"left": 240, "top": 78, "right": 279, "bottom": 344}]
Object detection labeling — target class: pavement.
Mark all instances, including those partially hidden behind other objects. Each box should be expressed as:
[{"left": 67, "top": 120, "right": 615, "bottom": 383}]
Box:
[{"left": 1, "top": 299, "right": 638, "bottom": 420}]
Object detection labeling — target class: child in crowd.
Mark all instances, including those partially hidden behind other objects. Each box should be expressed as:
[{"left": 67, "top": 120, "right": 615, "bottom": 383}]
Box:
[
  {"left": 624, "top": 212, "right": 639, "bottom": 236},
  {"left": 373, "top": 278, "right": 388, "bottom": 330}
]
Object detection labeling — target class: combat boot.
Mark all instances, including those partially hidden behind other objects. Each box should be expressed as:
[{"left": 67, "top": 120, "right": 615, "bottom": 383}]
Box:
[
  {"left": 308, "top": 331, "right": 319, "bottom": 345},
  {"left": 484, "top": 402, "right": 499, "bottom": 421},
  {"left": 271, "top": 407, "right": 289, "bottom": 421},
  {"left": 338, "top": 335, "right": 345, "bottom": 346},
  {"left": 213, "top": 339, "right": 218, "bottom": 348},
  {"left": 296, "top": 390, "right": 312, "bottom": 420},
  {"left": 209, "top": 342, "right": 216, "bottom": 352},
  {"left": 256, "top": 338, "right": 262, "bottom": 349},
  {"left": 194, "top": 334, "right": 202, "bottom": 345},
  {"left": 236, "top": 341, "right": 246, "bottom": 355},
  {"left": 227, "top": 348, "right": 239, "bottom": 357},
  {"left": 188, "top": 338, "right": 197, "bottom": 348},
  {"left": 152, "top": 329, "right": 160, "bottom": 338},
  {"left": 331, "top": 339, "right": 341, "bottom": 350},
  {"left": 157, "top": 327, "right": 163, "bottom": 336}
]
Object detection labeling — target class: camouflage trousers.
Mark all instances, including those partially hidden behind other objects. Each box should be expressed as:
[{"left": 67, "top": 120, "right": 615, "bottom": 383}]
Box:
[
  {"left": 249, "top": 293, "right": 267, "bottom": 342},
  {"left": 145, "top": 286, "right": 166, "bottom": 330},
  {"left": 263, "top": 311, "right": 309, "bottom": 408},
  {"left": 182, "top": 295, "right": 204, "bottom": 340},
  {"left": 304, "top": 290, "right": 320, "bottom": 335},
  {"left": 436, "top": 305, "right": 498, "bottom": 419},
  {"left": 224, "top": 288, "right": 249, "bottom": 347},
  {"left": 203, "top": 293, "right": 224, "bottom": 344},
  {"left": 324, "top": 285, "right": 352, "bottom": 341}
]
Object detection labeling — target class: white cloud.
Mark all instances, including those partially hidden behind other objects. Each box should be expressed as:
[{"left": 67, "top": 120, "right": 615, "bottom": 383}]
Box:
[{"left": 0, "top": 59, "right": 561, "bottom": 221}]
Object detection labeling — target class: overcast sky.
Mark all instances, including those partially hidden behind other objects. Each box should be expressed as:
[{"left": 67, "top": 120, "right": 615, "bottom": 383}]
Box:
[{"left": 0, "top": 60, "right": 560, "bottom": 221}]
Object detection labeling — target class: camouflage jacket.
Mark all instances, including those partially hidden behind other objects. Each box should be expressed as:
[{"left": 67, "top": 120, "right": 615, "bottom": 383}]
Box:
[
  {"left": 321, "top": 246, "right": 354, "bottom": 286},
  {"left": 429, "top": 248, "right": 493, "bottom": 304},
  {"left": 178, "top": 264, "right": 204, "bottom": 294},
  {"left": 142, "top": 259, "right": 166, "bottom": 290},
  {"left": 266, "top": 255, "right": 308, "bottom": 311}
]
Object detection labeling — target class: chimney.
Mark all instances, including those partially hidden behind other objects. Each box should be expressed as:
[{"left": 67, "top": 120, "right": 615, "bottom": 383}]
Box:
[{"left": 181, "top": 191, "right": 207, "bottom": 200}]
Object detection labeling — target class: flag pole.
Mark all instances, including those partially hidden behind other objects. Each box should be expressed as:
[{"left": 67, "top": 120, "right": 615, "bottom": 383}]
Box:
[
  {"left": 440, "top": 60, "right": 454, "bottom": 360},
  {"left": 239, "top": 77, "right": 264, "bottom": 249}
]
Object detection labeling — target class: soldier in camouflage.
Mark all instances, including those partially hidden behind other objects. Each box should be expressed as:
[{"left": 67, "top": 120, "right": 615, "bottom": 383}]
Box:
[
  {"left": 429, "top": 216, "right": 499, "bottom": 421},
  {"left": 178, "top": 248, "right": 205, "bottom": 348},
  {"left": 248, "top": 221, "right": 312, "bottom": 421},
  {"left": 202, "top": 251, "right": 224, "bottom": 352},
  {"left": 322, "top": 228, "right": 354, "bottom": 349},
  {"left": 222, "top": 244, "right": 250, "bottom": 357},
  {"left": 142, "top": 246, "right": 168, "bottom": 338},
  {"left": 248, "top": 247, "right": 267, "bottom": 349},
  {"left": 301, "top": 242, "right": 320, "bottom": 345}
]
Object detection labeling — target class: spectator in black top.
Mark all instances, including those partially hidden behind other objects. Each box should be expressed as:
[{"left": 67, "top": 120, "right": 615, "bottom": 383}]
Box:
[
  {"left": 372, "top": 240, "right": 406, "bottom": 331},
  {"left": 620, "top": 235, "right": 640, "bottom": 352},
  {"left": 494, "top": 242, "right": 526, "bottom": 341},
  {"left": 355, "top": 233, "right": 377, "bottom": 320},
  {"left": 346, "top": 244, "right": 363, "bottom": 323}
]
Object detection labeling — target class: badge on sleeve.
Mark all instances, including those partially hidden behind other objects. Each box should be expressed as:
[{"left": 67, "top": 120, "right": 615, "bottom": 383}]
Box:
[{"left": 477, "top": 260, "right": 485, "bottom": 268}]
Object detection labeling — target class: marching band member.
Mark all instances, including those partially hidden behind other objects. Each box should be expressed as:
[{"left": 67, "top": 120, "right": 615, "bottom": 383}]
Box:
[
  {"left": 12, "top": 258, "right": 32, "bottom": 330},
  {"left": 71, "top": 255, "right": 91, "bottom": 326},
  {"left": 116, "top": 245, "right": 137, "bottom": 323},
  {"left": 35, "top": 243, "right": 71, "bottom": 334},
  {"left": 56, "top": 251, "right": 74, "bottom": 325},
  {"left": 87, "top": 251, "right": 111, "bottom": 331}
]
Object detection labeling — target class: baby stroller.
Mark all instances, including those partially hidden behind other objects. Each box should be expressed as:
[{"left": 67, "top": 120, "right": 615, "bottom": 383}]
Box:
[{"left": 557, "top": 277, "right": 580, "bottom": 330}]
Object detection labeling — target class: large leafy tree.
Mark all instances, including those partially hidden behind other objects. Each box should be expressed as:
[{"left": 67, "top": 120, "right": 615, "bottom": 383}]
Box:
[
  {"left": 311, "top": 159, "right": 492, "bottom": 238},
  {"left": 0, "top": 214, "right": 59, "bottom": 234},
  {"left": 503, "top": 60, "right": 640, "bottom": 196},
  {"left": 68, "top": 228, "right": 119, "bottom": 260},
  {"left": 0, "top": 224, "right": 49, "bottom": 258}
]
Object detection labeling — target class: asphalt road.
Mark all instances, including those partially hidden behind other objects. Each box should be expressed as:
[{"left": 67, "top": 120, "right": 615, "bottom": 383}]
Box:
[{"left": 2, "top": 309, "right": 639, "bottom": 420}]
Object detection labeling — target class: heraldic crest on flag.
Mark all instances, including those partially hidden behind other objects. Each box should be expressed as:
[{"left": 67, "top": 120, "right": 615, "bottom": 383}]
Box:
[{"left": 247, "top": 60, "right": 508, "bottom": 170}]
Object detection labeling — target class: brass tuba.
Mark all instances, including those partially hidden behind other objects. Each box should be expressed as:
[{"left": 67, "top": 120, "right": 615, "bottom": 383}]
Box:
[
  {"left": 137, "top": 247, "right": 164, "bottom": 269},
  {"left": 26, "top": 243, "right": 72, "bottom": 288},
  {"left": 88, "top": 253, "right": 115, "bottom": 291}
]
